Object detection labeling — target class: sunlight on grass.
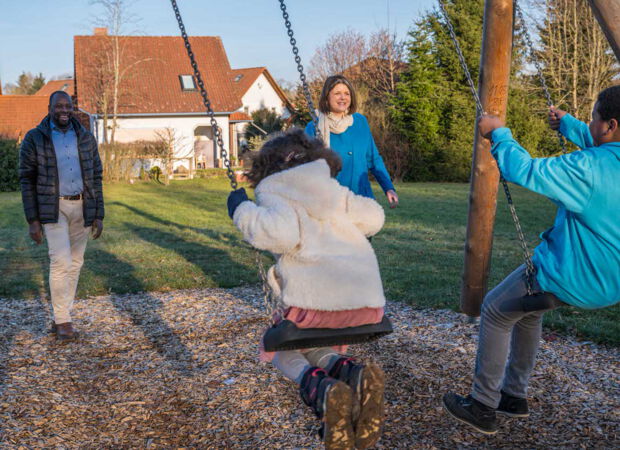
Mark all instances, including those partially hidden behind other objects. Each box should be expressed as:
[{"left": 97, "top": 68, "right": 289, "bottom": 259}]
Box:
[{"left": 1, "top": 178, "right": 618, "bottom": 345}]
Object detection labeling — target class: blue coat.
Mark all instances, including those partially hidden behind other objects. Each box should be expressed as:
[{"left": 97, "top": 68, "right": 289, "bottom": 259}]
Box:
[
  {"left": 490, "top": 115, "right": 620, "bottom": 309},
  {"left": 305, "top": 113, "right": 395, "bottom": 198}
]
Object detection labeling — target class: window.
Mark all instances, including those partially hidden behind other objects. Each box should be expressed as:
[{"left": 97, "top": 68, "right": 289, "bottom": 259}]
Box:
[
  {"left": 179, "top": 75, "right": 196, "bottom": 90},
  {"left": 234, "top": 74, "right": 244, "bottom": 82}
]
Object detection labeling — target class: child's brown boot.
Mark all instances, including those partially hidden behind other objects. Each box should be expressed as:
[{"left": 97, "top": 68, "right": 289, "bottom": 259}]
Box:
[
  {"left": 329, "top": 358, "right": 385, "bottom": 449},
  {"left": 299, "top": 367, "right": 355, "bottom": 449}
]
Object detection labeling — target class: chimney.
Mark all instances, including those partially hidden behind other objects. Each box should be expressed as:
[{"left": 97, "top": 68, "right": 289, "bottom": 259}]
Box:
[{"left": 94, "top": 27, "right": 108, "bottom": 36}]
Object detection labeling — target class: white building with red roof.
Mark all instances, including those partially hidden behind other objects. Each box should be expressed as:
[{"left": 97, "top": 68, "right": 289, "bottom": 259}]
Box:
[{"left": 74, "top": 29, "right": 290, "bottom": 170}]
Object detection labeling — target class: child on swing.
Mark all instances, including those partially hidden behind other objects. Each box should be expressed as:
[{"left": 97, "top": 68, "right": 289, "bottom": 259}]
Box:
[
  {"left": 443, "top": 86, "right": 620, "bottom": 434},
  {"left": 227, "top": 129, "right": 387, "bottom": 450}
]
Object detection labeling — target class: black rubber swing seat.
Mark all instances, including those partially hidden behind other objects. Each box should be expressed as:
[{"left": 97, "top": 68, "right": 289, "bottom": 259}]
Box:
[
  {"left": 521, "top": 291, "right": 561, "bottom": 312},
  {"left": 263, "top": 315, "right": 394, "bottom": 352}
]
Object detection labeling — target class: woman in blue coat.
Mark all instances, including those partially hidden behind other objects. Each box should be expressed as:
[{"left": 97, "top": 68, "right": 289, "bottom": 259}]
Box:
[{"left": 305, "top": 75, "right": 399, "bottom": 207}]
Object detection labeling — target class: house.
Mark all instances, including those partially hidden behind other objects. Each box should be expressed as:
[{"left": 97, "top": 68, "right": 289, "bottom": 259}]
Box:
[
  {"left": 74, "top": 29, "right": 289, "bottom": 173},
  {"left": 35, "top": 79, "right": 75, "bottom": 97},
  {"left": 0, "top": 83, "right": 49, "bottom": 141},
  {"left": 231, "top": 67, "right": 292, "bottom": 148}
]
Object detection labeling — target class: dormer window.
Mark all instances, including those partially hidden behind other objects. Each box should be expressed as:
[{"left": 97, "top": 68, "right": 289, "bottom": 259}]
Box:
[{"left": 179, "top": 75, "right": 196, "bottom": 91}]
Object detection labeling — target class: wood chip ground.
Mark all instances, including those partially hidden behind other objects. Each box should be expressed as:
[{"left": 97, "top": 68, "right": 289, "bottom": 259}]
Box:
[{"left": 1, "top": 287, "right": 618, "bottom": 448}]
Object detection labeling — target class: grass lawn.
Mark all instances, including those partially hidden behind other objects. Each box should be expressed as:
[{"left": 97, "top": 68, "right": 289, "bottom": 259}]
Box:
[{"left": 1, "top": 178, "right": 618, "bottom": 345}]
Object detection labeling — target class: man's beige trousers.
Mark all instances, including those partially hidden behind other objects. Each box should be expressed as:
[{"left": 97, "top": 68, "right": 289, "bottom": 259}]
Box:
[{"left": 43, "top": 199, "right": 90, "bottom": 324}]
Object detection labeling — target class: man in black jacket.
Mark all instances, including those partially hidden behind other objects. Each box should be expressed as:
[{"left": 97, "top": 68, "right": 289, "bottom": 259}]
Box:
[{"left": 19, "top": 91, "right": 104, "bottom": 340}]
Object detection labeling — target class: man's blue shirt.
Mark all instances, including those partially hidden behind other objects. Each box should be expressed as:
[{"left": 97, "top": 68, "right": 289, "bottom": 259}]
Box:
[{"left": 51, "top": 121, "right": 83, "bottom": 196}]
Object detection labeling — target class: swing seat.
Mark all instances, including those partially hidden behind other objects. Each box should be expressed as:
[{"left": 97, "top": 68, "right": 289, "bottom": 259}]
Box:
[
  {"left": 521, "top": 291, "right": 560, "bottom": 312},
  {"left": 263, "top": 316, "right": 394, "bottom": 352}
]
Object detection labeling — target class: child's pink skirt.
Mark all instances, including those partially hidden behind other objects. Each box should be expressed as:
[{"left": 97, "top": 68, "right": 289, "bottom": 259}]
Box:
[{"left": 259, "top": 306, "right": 385, "bottom": 362}]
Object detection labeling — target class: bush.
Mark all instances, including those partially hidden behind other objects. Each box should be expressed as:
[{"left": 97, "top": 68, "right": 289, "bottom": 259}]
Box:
[
  {"left": 99, "top": 140, "right": 167, "bottom": 182},
  {"left": 0, "top": 139, "right": 19, "bottom": 192},
  {"left": 195, "top": 168, "right": 229, "bottom": 179}
]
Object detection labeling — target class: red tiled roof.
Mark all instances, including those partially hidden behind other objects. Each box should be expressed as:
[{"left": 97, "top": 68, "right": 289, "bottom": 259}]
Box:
[
  {"left": 74, "top": 36, "right": 242, "bottom": 115},
  {"left": 231, "top": 67, "right": 291, "bottom": 107},
  {"left": 35, "top": 79, "right": 75, "bottom": 97},
  {"left": 0, "top": 96, "right": 49, "bottom": 140},
  {"left": 229, "top": 111, "right": 252, "bottom": 122}
]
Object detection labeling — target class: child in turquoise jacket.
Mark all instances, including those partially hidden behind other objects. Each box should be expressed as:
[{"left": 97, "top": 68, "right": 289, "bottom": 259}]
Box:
[{"left": 443, "top": 85, "right": 620, "bottom": 435}]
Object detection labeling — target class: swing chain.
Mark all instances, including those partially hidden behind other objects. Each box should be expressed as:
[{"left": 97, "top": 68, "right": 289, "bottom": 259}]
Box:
[
  {"left": 171, "top": 0, "right": 281, "bottom": 315},
  {"left": 170, "top": 0, "right": 238, "bottom": 190},
  {"left": 437, "top": 0, "right": 535, "bottom": 294},
  {"left": 437, "top": 0, "right": 484, "bottom": 117},
  {"left": 514, "top": 1, "right": 567, "bottom": 154},
  {"left": 277, "top": 0, "right": 323, "bottom": 140}
]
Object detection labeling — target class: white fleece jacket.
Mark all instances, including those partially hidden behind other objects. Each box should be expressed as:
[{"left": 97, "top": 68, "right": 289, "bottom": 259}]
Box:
[{"left": 233, "top": 159, "right": 386, "bottom": 311}]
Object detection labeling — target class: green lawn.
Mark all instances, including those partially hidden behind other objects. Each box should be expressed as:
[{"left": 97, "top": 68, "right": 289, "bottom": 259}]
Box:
[{"left": 1, "top": 178, "right": 618, "bottom": 345}]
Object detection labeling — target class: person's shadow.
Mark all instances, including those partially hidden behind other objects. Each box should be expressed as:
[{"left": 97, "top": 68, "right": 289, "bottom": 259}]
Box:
[{"left": 87, "top": 247, "right": 196, "bottom": 374}]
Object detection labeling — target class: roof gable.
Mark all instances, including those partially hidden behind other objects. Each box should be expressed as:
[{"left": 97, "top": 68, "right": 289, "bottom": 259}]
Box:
[
  {"left": 35, "top": 79, "right": 75, "bottom": 97},
  {"left": 74, "top": 35, "right": 242, "bottom": 115},
  {"left": 231, "top": 67, "right": 290, "bottom": 107}
]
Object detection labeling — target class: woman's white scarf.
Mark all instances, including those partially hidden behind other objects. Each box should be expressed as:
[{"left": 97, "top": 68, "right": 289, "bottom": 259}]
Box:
[{"left": 317, "top": 111, "right": 353, "bottom": 148}]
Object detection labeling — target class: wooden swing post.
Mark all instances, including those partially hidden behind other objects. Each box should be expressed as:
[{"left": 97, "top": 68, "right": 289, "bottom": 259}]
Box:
[
  {"left": 587, "top": 0, "right": 620, "bottom": 63},
  {"left": 460, "top": 0, "right": 514, "bottom": 317}
]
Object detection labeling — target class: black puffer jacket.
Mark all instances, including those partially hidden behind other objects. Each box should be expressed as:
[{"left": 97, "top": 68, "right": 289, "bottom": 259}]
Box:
[{"left": 19, "top": 116, "right": 104, "bottom": 226}]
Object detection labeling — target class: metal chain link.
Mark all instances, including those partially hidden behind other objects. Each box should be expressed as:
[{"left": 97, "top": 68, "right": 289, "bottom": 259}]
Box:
[
  {"left": 514, "top": 0, "right": 567, "bottom": 154},
  {"left": 171, "top": 0, "right": 284, "bottom": 317},
  {"left": 438, "top": 0, "right": 485, "bottom": 117},
  {"left": 438, "top": 0, "right": 536, "bottom": 294},
  {"left": 277, "top": 0, "right": 323, "bottom": 141},
  {"left": 170, "top": 0, "right": 237, "bottom": 190}
]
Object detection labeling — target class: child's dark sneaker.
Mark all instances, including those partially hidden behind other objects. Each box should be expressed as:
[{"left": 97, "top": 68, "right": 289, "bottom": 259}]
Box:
[
  {"left": 442, "top": 392, "right": 498, "bottom": 435},
  {"left": 299, "top": 367, "right": 355, "bottom": 449},
  {"left": 329, "top": 358, "right": 385, "bottom": 449},
  {"left": 497, "top": 390, "right": 529, "bottom": 417}
]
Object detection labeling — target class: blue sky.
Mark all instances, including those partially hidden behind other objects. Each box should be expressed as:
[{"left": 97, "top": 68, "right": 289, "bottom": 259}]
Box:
[{"left": 0, "top": 0, "right": 436, "bottom": 88}]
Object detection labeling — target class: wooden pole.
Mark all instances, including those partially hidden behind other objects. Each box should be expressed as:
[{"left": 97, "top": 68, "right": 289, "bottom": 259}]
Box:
[
  {"left": 587, "top": 0, "right": 620, "bottom": 63},
  {"left": 460, "top": 0, "right": 514, "bottom": 317}
]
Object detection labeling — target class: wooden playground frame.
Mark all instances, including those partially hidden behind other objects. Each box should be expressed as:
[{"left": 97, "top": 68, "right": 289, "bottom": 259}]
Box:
[{"left": 461, "top": 0, "right": 620, "bottom": 316}]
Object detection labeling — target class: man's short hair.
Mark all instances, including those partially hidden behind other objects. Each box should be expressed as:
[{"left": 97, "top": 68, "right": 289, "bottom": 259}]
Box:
[
  {"left": 49, "top": 90, "right": 72, "bottom": 106},
  {"left": 596, "top": 85, "right": 620, "bottom": 122}
]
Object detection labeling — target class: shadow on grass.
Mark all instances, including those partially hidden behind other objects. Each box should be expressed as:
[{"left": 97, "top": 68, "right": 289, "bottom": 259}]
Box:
[
  {"left": 88, "top": 248, "right": 195, "bottom": 374},
  {"left": 109, "top": 201, "right": 249, "bottom": 250}
]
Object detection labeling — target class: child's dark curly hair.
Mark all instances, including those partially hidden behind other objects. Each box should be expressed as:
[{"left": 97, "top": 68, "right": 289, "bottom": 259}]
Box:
[{"left": 244, "top": 128, "right": 342, "bottom": 188}]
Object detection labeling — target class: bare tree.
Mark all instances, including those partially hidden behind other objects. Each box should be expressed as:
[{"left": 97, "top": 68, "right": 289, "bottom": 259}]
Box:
[
  {"left": 534, "top": 0, "right": 618, "bottom": 121},
  {"left": 308, "top": 28, "right": 405, "bottom": 101},
  {"left": 355, "top": 29, "right": 406, "bottom": 99},
  {"left": 155, "top": 127, "right": 191, "bottom": 184},
  {"left": 90, "top": 0, "right": 142, "bottom": 143},
  {"left": 308, "top": 29, "right": 368, "bottom": 81}
]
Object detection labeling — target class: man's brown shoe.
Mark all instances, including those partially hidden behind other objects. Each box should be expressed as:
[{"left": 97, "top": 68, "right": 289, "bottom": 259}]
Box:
[{"left": 55, "top": 322, "right": 77, "bottom": 341}]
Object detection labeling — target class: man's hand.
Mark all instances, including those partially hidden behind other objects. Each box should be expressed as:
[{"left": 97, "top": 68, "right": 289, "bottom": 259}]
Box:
[
  {"left": 386, "top": 190, "right": 399, "bottom": 209},
  {"left": 478, "top": 114, "right": 505, "bottom": 140},
  {"left": 548, "top": 106, "right": 567, "bottom": 131},
  {"left": 92, "top": 219, "right": 103, "bottom": 239},
  {"left": 29, "top": 220, "right": 43, "bottom": 244}
]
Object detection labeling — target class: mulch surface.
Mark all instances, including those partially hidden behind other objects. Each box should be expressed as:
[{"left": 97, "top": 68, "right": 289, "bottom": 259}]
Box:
[{"left": 1, "top": 287, "right": 618, "bottom": 448}]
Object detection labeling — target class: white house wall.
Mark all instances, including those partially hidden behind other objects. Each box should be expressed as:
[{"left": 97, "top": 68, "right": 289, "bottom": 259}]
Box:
[
  {"left": 241, "top": 73, "right": 289, "bottom": 117},
  {"left": 94, "top": 115, "right": 231, "bottom": 169}
]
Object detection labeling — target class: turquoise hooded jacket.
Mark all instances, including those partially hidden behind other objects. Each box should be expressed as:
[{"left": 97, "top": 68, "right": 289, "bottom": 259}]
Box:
[
  {"left": 490, "top": 115, "right": 620, "bottom": 309},
  {"left": 305, "top": 113, "right": 395, "bottom": 198}
]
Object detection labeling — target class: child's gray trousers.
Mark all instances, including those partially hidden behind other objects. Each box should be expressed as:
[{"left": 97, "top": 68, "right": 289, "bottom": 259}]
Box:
[{"left": 472, "top": 265, "right": 565, "bottom": 408}]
